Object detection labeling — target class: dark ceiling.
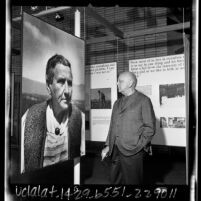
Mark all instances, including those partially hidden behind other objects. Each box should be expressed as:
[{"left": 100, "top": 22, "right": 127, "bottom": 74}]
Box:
[{"left": 11, "top": 6, "right": 191, "bottom": 56}]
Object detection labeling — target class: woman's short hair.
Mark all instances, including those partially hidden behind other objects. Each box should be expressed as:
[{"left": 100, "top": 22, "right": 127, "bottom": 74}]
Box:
[{"left": 46, "top": 54, "right": 71, "bottom": 85}]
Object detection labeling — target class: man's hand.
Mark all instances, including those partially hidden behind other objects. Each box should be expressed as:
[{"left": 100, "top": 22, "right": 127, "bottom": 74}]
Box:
[{"left": 101, "top": 146, "right": 109, "bottom": 161}]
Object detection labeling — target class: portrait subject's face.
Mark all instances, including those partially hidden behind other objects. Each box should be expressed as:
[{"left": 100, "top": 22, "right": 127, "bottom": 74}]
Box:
[{"left": 48, "top": 63, "right": 73, "bottom": 112}]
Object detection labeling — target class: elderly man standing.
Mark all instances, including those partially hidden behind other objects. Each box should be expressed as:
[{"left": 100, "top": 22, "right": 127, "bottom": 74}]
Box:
[
  {"left": 101, "top": 71, "right": 156, "bottom": 184},
  {"left": 21, "top": 54, "right": 84, "bottom": 173}
]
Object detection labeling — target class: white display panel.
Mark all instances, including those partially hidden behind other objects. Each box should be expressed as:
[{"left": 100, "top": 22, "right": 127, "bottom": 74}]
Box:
[
  {"left": 129, "top": 54, "right": 186, "bottom": 147},
  {"left": 85, "top": 62, "right": 117, "bottom": 141}
]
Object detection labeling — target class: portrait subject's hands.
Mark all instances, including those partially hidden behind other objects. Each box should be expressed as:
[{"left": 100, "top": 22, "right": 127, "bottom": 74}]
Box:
[{"left": 101, "top": 146, "right": 109, "bottom": 161}]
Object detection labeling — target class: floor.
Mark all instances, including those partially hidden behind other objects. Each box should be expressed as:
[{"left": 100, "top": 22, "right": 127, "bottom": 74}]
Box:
[
  {"left": 9, "top": 146, "right": 186, "bottom": 185},
  {"left": 81, "top": 152, "right": 186, "bottom": 185}
]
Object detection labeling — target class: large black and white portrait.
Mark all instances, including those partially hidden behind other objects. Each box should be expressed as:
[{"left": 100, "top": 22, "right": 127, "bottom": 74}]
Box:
[{"left": 21, "top": 12, "right": 85, "bottom": 175}]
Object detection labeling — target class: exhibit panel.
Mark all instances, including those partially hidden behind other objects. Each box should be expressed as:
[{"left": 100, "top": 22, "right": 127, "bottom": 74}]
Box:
[
  {"left": 129, "top": 54, "right": 186, "bottom": 147},
  {"left": 21, "top": 12, "right": 85, "bottom": 173},
  {"left": 85, "top": 62, "right": 117, "bottom": 141}
]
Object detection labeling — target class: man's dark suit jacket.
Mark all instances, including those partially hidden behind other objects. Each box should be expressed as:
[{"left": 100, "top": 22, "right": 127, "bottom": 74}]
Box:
[{"left": 105, "top": 90, "right": 156, "bottom": 156}]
